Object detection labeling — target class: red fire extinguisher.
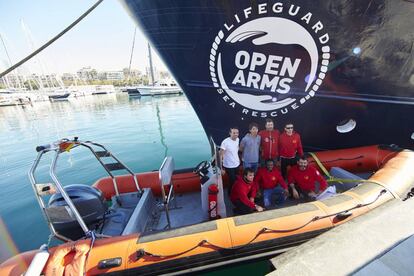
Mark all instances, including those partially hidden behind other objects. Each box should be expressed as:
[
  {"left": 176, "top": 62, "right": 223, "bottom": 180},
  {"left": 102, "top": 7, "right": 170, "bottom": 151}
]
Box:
[{"left": 208, "top": 184, "right": 220, "bottom": 220}]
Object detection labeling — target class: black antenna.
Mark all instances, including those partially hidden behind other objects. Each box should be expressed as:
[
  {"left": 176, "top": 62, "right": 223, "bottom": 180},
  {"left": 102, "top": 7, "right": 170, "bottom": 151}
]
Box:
[{"left": 148, "top": 43, "right": 155, "bottom": 86}]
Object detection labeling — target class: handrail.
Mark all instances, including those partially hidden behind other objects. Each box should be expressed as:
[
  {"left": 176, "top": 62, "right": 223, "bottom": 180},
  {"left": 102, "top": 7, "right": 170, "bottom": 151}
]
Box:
[
  {"left": 29, "top": 137, "right": 138, "bottom": 241},
  {"left": 82, "top": 141, "right": 141, "bottom": 195},
  {"left": 29, "top": 149, "right": 72, "bottom": 242}
]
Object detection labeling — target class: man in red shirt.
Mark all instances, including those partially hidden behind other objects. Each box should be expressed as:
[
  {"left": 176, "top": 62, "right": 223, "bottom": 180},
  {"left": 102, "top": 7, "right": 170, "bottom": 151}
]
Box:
[
  {"left": 258, "top": 119, "right": 280, "bottom": 165},
  {"left": 288, "top": 156, "right": 328, "bottom": 200},
  {"left": 255, "top": 159, "right": 288, "bottom": 208},
  {"left": 279, "top": 123, "right": 304, "bottom": 179},
  {"left": 230, "top": 168, "right": 264, "bottom": 215}
]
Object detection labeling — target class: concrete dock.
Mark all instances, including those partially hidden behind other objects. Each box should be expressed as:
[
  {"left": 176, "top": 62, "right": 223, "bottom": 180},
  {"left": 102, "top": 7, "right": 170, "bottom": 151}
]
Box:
[{"left": 268, "top": 198, "right": 414, "bottom": 276}]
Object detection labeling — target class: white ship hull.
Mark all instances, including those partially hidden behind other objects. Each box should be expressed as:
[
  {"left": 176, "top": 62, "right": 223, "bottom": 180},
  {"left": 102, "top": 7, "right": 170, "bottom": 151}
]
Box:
[{"left": 132, "top": 86, "right": 182, "bottom": 96}]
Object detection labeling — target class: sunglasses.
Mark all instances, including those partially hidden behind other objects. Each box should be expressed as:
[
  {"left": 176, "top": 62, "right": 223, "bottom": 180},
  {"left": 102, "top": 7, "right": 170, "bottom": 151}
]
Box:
[{"left": 285, "top": 127, "right": 293, "bottom": 129}]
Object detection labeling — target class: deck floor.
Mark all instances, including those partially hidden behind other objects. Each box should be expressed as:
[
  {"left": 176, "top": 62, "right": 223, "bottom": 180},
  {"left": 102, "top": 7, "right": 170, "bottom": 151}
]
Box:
[
  {"left": 149, "top": 192, "right": 207, "bottom": 232},
  {"left": 144, "top": 168, "right": 369, "bottom": 232},
  {"left": 145, "top": 188, "right": 308, "bottom": 234}
]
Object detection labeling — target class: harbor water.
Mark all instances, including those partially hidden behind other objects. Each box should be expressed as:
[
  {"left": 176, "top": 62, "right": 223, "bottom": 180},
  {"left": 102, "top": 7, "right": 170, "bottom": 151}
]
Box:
[{"left": 0, "top": 94, "right": 210, "bottom": 261}]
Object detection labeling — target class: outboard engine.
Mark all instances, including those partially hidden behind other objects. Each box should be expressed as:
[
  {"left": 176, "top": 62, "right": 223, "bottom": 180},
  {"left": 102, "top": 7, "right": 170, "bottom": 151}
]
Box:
[{"left": 48, "top": 184, "right": 107, "bottom": 240}]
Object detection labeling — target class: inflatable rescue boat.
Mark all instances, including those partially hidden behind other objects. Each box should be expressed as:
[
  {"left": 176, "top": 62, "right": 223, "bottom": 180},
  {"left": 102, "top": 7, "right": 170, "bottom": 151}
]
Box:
[{"left": 0, "top": 139, "right": 413, "bottom": 275}]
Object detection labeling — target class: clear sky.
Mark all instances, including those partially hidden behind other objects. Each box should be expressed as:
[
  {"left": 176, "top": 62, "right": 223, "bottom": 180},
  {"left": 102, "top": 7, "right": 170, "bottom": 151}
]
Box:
[{"left": 0, "top": 0, "right": 166, "bottom": 75}]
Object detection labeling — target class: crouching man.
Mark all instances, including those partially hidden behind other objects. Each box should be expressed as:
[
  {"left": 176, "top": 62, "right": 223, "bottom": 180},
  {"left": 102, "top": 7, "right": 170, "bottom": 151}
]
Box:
[
  {"left": 288, "top": 155, "right": 328, "bottom": 200},
  {"left": 230, "top": 168, "right": 264, "bottom": 215},
  {"left": 255, "top": 159, "right": 288, "bottom": 208}
]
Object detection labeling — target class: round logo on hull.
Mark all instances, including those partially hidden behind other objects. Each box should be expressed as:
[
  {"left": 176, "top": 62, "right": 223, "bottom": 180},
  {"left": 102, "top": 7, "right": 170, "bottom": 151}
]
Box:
[{"left": 209, "top": 3, "right": 330, "bottom": 118}]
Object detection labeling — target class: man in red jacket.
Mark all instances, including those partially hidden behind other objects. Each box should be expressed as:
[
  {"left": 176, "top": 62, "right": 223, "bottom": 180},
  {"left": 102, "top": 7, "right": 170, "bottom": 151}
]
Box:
[
  {"left": 288, "top": 156, "right": 328, "bottom": 200},
  {"left": 255, "top": 159, "right": 288, "bottom": 208},
  {"left": 258, "top": 119, "right": 280, "bottom": 165},
  {"left": 230, "top": 168, "right": 264, "bottom": 215},
  {"left": 279, "top": 123, "right": 304, "bottom": 179}
]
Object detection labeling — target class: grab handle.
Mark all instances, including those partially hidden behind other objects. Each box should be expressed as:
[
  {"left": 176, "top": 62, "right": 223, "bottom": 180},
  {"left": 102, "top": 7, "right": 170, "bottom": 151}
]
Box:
[{"left": 36, "top": 144, "right": 51, "bottom": 152}]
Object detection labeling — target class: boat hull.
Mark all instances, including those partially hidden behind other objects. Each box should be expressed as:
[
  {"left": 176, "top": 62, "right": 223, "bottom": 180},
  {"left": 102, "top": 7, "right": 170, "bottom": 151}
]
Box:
[
  {"left": 128, "top": 86, "right": 183, "bottom": 97},
  {"left": 48, "top": 93, "right": 71, "bottom": 101},
  {"left": 120, "top": 0, "right": 414, "bottom": 150}
]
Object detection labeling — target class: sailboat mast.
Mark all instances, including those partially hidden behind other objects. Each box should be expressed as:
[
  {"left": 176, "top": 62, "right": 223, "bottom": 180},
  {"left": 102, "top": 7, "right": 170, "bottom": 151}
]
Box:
[
  {"left": 21, "top": 19, "right": 53, "bottom": 89},
  {"left": 0, "top": 34, "right": 13, "bottom": 70},
  {"left": 127, "top": 27, "right": 137, "bottom": 83},
  {"left": 0, "top": 33, "right": 22, "bottom": 89},
  {"left": 148, "top": 42, "right": 155, "bottom": 86}
]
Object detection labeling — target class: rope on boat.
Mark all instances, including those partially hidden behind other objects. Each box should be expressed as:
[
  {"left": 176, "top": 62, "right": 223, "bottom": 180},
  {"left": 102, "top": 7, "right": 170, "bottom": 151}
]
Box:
[
  {"left": 321, "top": 173, "right": 400, "bottom": 199},
  {"left": 135, "top": 189, "right": 386, "bottom": 260},
  {"left": 136, "top": 240, "right": 207, "bottom": 259},
  {"left": 309, "top": 155, "right": 365, "bottom": 164},
  {"left": 403, "top": 188, "right": 414, "bottom": 201},
  {"left": 83, "top": 230, "right": 97, "bottom": 274},
  {"left": 309, "top": 152, "right": 400, "bottom": 199},
  {"left": 308, "top": 152, "right": 332, "bottom": 178}
]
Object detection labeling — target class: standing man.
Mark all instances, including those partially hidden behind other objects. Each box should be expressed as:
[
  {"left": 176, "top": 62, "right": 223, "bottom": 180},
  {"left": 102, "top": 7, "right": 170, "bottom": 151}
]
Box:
[
  {"left": 255, "top": 159, "right": 288, "bottom": 208},
  {"left": 220, "top": 127, "right": 240, "bottom": 193},
  {"left": 288, "top": 156, "right": 327, "bottom": 200},
  {"left": 240, "top": 123, "right": 261, "bottom": 172},
  {"left": 231, "top": 168, "right": 264, "bottom": 215},
  {"left": 258, "top": 118, "right": 280, "bottom": 166},
  {"left": 279, "top": 123, "right": 304, "bottom": 178}
]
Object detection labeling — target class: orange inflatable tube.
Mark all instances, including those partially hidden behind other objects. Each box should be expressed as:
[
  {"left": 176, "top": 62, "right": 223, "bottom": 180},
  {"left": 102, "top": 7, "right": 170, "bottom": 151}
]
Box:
[{"left": 94, "top": 145, "right": 401, "bottom": 200}]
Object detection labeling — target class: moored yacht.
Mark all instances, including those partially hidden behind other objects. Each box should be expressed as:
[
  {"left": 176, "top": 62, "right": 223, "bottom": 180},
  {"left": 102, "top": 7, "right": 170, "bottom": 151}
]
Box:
[
  {"left": 127, "top": 79, "right": 182, "bottom": 97},
  {"left": 0, "top": 94, "right": 20, "bottom": 106},
  {"left": 92, "top": 85, "right": 116, "bottom": 95},
  {"left": 0, "top": 92, "right": 31, "bottom": 106},
  {"left": 48, "top": 92, "right": 71, "bottom": 102}
]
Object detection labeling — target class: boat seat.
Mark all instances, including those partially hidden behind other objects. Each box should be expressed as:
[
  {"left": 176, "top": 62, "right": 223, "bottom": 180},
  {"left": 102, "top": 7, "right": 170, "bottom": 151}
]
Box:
[
  {"left": 112, "top": 191, "right": 142, "bottom": 209},
  {"left": 100, "top": 192, "right": 140, "bottom": 236},
  {"left": 329, "top": 167, "right": 363, "bottom": 192},
  {"left": 159, "top": 156, "right": 176, "bottom": 229},
  {"left": 122, "top": 188, "right": 155, "bottom": 235}
]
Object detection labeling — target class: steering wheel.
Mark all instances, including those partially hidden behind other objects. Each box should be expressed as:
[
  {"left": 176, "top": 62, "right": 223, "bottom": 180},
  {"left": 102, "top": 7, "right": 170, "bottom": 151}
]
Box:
[{"left": 193, "top": 160, "right": 210, "bottom": 175}]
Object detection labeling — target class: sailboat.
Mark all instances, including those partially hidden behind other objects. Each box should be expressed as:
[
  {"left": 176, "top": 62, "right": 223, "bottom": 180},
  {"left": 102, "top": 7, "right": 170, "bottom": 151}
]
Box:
[
  {"left": 48, "top": 92, "right": 71, "bottom": 101},
  {"left": 1, "top": 1, "right": 414, "bottom": 275},
  {"left": 91, "top": 85, "right": 116, "bottom": 95},
  {"left": 127, "top": 43, "right": 183, "bottom": 97},
  {"left": 0, "top": 93, "right": 28, "bottom": 106}
]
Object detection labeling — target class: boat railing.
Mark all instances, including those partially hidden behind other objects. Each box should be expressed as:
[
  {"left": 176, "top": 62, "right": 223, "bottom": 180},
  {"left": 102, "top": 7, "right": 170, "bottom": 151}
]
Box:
[
  {"left": 80, "top": 140, "right": 141, "bottom": 196},
  {"left": 29, "top": 143, "right": 72, "bottom": 242},
  {"left": 28, "top": 137, "right": 140, "bottom": 241},
  {"left": 29, "top": 140, "right": 90, "bottom": 241}
]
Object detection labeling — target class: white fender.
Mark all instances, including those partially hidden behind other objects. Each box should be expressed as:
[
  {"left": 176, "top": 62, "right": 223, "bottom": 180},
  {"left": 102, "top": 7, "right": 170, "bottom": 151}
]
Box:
[{"left": 25, "top": 244, "right": 50, "bottom": 276}]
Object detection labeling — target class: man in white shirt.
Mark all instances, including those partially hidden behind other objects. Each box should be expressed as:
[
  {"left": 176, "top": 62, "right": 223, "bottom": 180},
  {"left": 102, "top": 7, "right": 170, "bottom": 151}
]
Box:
[{"left": 220, "top": 127, "right": 240, "bottom": 193}]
